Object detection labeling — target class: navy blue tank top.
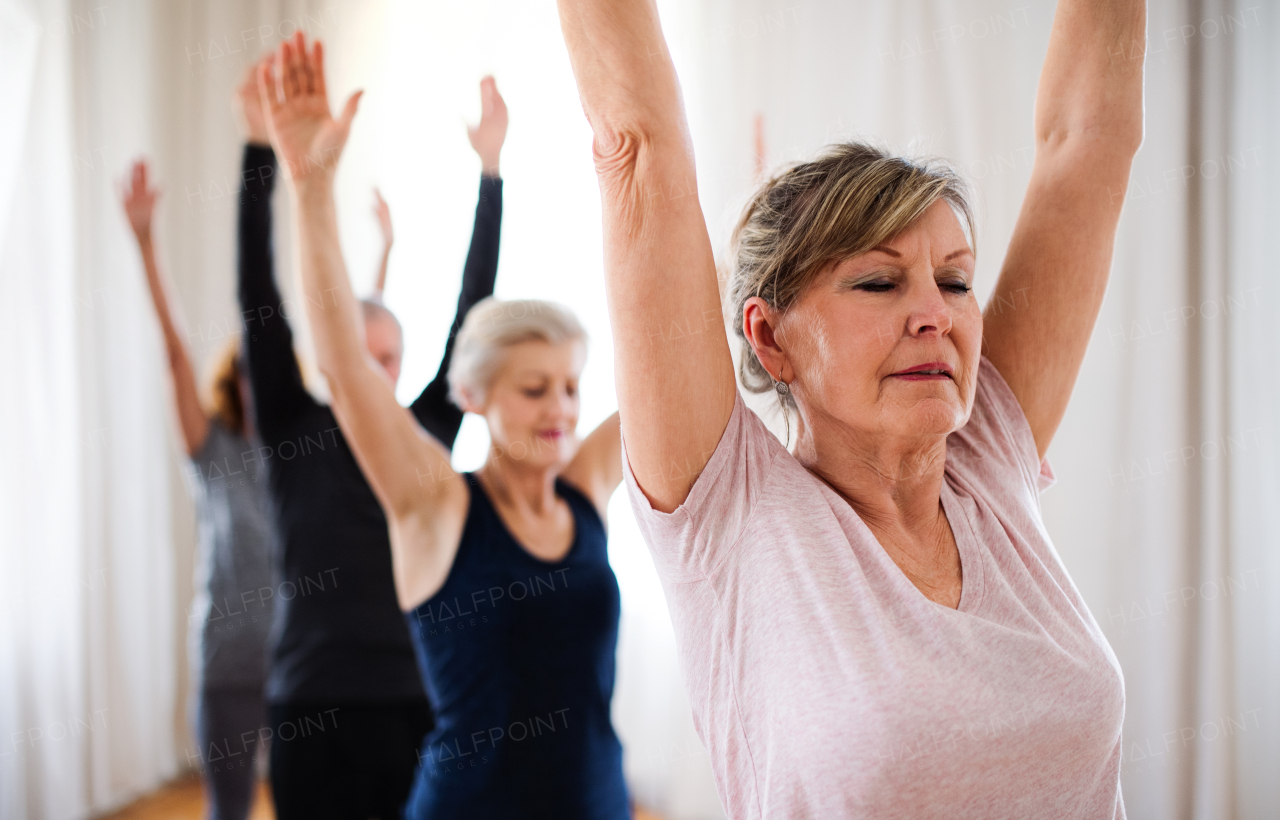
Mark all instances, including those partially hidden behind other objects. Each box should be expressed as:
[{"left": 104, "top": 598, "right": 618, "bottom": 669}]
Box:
[{"left": 403, "top": 473, "right": 629, "bottom": 819}]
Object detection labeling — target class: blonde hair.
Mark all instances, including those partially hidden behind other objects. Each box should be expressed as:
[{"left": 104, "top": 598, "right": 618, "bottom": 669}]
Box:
[
  {"left": 448, "top": 297, "right": 587, "bottom": 407},
  {"left": 728, "top": 141, "right": 975, "bottom": 409},
  {"left": 204, "top": 337, "right": 245, "bottom": 435}
]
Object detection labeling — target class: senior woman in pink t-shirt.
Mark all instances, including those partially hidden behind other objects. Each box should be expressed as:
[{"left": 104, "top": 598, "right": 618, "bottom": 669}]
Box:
[{"left": 557, "top": 0, "right": 1144, "bottom": 817}]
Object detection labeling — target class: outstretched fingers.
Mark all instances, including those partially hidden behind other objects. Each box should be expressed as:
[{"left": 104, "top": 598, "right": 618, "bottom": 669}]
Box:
[
  {"left": 281, "top": 38, "right": 302, "bottom": 100},
  {"left": 256, "top": 57, "right": 281, "bottom": 119},
  {"left": 121, "top": 157, "right": 159, "bottom": 233},
  {"left": 337, "top": 90, "right": 363, "bottom": 135},
  {"left": 480, "top": 76, "right": 495, "bottom": 114},
  {"left": 312, "top": 40, "right": 328, "bottom": 100},
  {"left": 253, "top": 31, "right": 357, "bottom": 182},
  {"left": 481, "top": 76, "right": 506, "bottom": 120},
  {"left": 277, "top": 33, "right": 328, "bottom": 107},
  {"left": 292, "top": 31, "right": 316, "bottom": 95}
]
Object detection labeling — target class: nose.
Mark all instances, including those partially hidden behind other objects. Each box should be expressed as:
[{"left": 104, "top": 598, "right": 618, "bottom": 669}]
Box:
[
  {"left": 906, "top": 279, "right": 953, "bottom": 338},
  {"left": 545, "top": 383, "right": 577, "bottom": 421}
]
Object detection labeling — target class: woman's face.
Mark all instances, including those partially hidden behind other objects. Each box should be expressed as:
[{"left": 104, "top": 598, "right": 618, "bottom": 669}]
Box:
[
  {"left": 477, "top": 340, "right": 584, "bottom": 471},
  {"left": 765, "top": 200, "right": 982, "bottom": 451}
]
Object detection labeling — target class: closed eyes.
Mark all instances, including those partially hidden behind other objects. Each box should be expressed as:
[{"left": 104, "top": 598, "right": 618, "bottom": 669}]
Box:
[{"left": 852, "top": 279, "right": 971, "bottom": 295}]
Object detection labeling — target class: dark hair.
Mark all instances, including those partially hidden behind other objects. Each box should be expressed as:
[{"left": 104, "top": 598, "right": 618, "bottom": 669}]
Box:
[{"left": 205, "top": 337, "right": 245, "bottom": 434}]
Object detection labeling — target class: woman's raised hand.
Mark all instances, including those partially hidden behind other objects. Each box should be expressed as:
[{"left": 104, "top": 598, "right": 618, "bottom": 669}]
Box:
[
  {"left": 372, "top": 188, "right": 393, "bottom": 248},
  {"left": 119, "top": 157, "right": 210, "bottom": 454},
  {"left": 467, "top": 76, "right": 507, "bottom": 177},
  {"left": 257, "top": 31, "right": 362, "bottom": 186},
  {"left": 371, "top": 187, "right": 394, "bottom": 297},
  {"left": 120, "top": 159, "right": 159, "bottom": 241},
  {"left": 233, "top": 56, "right": 272, "bottom": 146}
]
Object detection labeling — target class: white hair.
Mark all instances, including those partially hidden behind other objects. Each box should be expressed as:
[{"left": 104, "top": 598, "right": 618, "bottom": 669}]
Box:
[{"left": 447, "top": 297, "right": 587, "bottom": 408}]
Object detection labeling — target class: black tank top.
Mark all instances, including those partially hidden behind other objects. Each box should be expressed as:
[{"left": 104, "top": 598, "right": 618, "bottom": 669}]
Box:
[{"left": 403, "top": 473, "right": 629, "bottom": 818}]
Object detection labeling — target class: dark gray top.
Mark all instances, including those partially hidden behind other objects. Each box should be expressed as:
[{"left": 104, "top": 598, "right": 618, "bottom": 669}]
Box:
[{"left": 186, "top": 421, "right": 277, "bottom": 690}]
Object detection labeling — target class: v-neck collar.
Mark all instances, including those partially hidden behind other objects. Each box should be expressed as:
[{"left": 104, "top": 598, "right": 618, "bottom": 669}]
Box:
[
  {"left": 810, "top": 467, "right": 987, "bottom": 615},
  {"left": 939, "top": 474, "right": 986, "bottom": 615}
]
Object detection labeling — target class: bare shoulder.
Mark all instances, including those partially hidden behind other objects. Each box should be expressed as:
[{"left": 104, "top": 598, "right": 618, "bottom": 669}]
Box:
[{"left": 558, "top": 470, "right": 610, "bottom": 527}]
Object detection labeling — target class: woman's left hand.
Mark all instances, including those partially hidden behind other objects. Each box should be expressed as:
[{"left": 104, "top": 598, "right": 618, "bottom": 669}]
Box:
[
  {"left": 467, "top": 76, "right": 507, "bottom": 177},
  {"left": 121, "top": 159, "right": 159, "bottom": 240},
  {"left": 257, "top": 31, "right": 362, "bottom": 187},
  {"left": 373, "top": 187, "right": 393, "bottom": 248}
]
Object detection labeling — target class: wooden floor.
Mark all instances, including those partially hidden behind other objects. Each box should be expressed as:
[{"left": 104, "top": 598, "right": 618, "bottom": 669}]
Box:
[
  {"left": 95, "top": 774, "right": 273, "bottom": 819},
  {"left": 96, "top": 773, "right": 665, "bottom": 819}
]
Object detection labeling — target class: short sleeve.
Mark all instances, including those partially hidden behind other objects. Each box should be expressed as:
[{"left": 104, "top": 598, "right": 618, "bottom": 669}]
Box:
[
  {"left": 622, "top": 390, "right": 783, "bottom": 583},
  {"left": 948, "top": 356, "right": 1056, "bottom": 497},
  {"left": 1036, "top": 455, "right": 1056, "bottom": 493}
]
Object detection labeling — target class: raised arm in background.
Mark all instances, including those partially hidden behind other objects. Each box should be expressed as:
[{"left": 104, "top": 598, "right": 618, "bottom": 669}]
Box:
[
  {"left": 235, "top": 57, "right": 317, "bottom": 444},
  {"left": 258, "top": 33, "right": 468, "bottom": 608},
  {"left": 371, "top": 187, "right": 393, "bottom": 299},
  {"left": 561, "top": 411, "right": 623, "bottom": 522},
  {"left": 981, "top": 0, "right": 1145, "bottom": 459},
  {"left": 121, "top": 159, "right": 210, "bottom": 457},
  {"left": 409, "top": 76, "right": 508, "bottom": 449},
  {"left": 556, "top": 0, "right": 736, "bottom": 514}
]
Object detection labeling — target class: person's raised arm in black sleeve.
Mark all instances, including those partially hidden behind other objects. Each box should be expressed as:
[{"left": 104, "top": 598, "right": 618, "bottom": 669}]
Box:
[
  {"left": 235, "top": 58, "right": 316, "bottom": 443},
  {"left": 410, "top": 76, "right": 508, "bottom": 449}
]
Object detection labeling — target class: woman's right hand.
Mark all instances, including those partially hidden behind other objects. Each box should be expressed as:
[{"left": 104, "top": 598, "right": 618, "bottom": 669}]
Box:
[
  {"left": 373, "top": 188, "right": 393, "bottom": 248},
  {"left": 121, "top": 159, "right": 158, "bottom": 242},
  {"left": 233, "top": 56, "right": 272, "bottom": 146},
  {"left": 467, "top": 76, "right": 507, "bottom": 177},
  {"left": 120, "top": 158, "right": 210, "bottom": 455}
]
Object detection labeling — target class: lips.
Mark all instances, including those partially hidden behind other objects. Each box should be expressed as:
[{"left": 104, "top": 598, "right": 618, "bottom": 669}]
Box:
[{"left": 890, "top": 361, "right": 953, "bottom": 379}]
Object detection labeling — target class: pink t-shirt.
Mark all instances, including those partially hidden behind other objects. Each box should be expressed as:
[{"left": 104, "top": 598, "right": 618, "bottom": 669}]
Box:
[{"left": 623, "top": 356, "right": 1125, "bottom": 819}]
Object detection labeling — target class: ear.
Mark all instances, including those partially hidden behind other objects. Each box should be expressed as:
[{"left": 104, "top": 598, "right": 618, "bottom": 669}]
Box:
[
  {"left": 742, "top": 297, "right": 790, "bottom": 383},
  {"left": 457, "top": 384, "right": 484, "bottom": 416}
]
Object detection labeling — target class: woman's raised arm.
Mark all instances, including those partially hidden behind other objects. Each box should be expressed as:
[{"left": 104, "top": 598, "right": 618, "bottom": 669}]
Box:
[
  {"left": 258, "top": 32, "right": 468, "bottom": 608},
  {"left": 982, "top": 0, "right": 1146, "bottom": 459},
  {"left": 121, "top": 159, "right": 209, "bottom": 457},
  {"left": 557, "top": 0, "right": 737, "bottom": 513},
  {"left": 561, "top": 411, "right": 622, "bottom": 523},
  {"left": 370, "top": 187, "right": 393, "bottom": 299}
]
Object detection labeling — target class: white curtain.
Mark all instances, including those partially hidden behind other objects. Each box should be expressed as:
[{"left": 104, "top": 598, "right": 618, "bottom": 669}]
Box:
[
  {"left": 0, "top": 1, "right": 352, "bottom": 817},
  {"left": 0, "top": 0, "right": 175, "bottom": 817}
]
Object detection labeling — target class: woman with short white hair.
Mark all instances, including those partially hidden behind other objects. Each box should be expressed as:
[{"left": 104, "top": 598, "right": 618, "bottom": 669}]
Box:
[
  {"left": 255, "top": 33, "right": 630, "bottom": 818},
  {"left": 555, "top": 0, "right": 1144, "bottom": 816}
]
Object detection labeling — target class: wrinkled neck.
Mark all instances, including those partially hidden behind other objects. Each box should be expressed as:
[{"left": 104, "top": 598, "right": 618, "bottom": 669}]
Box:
[{"left": 792, "top": 409, "right": 949, "bottom": 531}]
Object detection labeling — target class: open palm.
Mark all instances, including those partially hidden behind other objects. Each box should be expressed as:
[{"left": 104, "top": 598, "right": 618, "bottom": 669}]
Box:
[
  {"left": 258, "top": 32, "right": 361, "bottom": 184},
  {"left": 234, "top": 57, "right": 272, "bottom": 145},
  {"left": 121, "top": 159, "right": 159, "bottom": 238},
  {"left": 372, "top": 188, "right": 393, "bottom": 246},
  {"left": 467, "top": 76, "right": 508, "bottom": 174}
]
